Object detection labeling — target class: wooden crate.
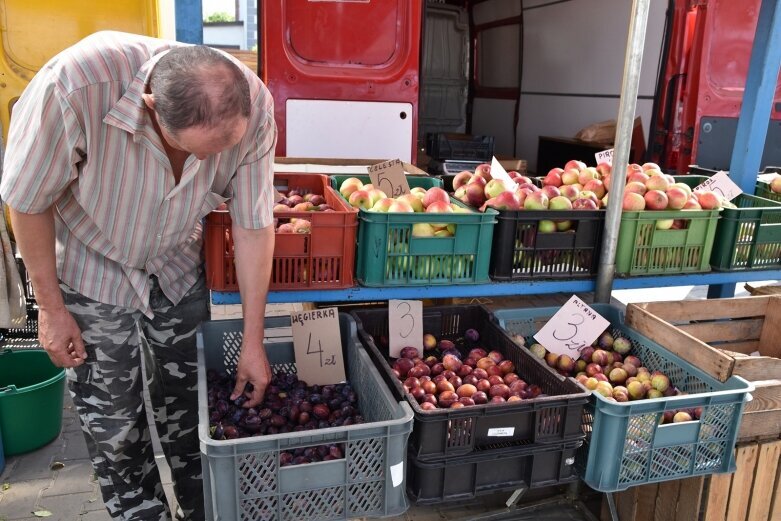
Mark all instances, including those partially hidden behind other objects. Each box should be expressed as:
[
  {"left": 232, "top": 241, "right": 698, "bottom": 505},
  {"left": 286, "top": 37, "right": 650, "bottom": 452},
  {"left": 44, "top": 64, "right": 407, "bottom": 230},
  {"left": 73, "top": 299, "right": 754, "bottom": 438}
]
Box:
[
  {"left": 625, "top": 296, "right": 781, "bottom": 441},
  {"left": 601, "top": 439, "right": 781, "bottom": 521}
]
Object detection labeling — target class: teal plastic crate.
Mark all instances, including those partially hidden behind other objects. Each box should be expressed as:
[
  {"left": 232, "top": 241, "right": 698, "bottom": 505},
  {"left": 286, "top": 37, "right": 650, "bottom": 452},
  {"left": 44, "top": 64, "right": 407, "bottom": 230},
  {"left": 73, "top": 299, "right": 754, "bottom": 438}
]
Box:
[
  {"left": 491, "top": 304, "right": 753, "bottom": 493},
  {"left": 330, "top": 174, "right": 442, "bottom": 196},
  {"left": 197, "top": 314, "right": 414, "bottom": 521}
]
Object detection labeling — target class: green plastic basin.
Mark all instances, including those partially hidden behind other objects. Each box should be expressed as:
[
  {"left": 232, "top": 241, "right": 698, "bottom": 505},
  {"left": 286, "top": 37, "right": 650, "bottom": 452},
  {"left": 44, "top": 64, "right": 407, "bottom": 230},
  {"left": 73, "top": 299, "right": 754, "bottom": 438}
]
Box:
[{"left": 0, "top": 349, "right": 65, "bottom": 455}]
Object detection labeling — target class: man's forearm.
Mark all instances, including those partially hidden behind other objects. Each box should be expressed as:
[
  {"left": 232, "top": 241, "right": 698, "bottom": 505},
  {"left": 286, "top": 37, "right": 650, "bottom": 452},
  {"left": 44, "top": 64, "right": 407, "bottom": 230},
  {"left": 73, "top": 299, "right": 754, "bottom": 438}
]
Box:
[
  {"left": 9, "top": 207, "right": 64, "bottom": 310},
  {"left": 232, "top": 224, "right": 275, "bottom": 346}
]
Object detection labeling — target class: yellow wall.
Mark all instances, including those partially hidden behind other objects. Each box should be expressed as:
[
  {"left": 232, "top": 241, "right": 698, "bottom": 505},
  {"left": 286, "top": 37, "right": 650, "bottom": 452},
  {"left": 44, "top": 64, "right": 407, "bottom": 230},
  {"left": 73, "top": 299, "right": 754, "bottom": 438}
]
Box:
[{"left": 0, "top": 1, "right": 160, "bottom": 139}]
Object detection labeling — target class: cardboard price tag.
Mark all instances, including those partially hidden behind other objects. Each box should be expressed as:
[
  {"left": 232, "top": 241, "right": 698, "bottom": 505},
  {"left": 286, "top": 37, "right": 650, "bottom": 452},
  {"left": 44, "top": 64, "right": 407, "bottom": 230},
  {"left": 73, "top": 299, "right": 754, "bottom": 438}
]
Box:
[
  {"left": 595, "top": 148, "right": 614, "bottom": 167},
  {"left": 490, "top": 157, "right": 519, "bottom": 191},
  {"left": 388, "top": 299, "right": 423, "bottom": 358},
  {"left": 291, "top": 307, "right": 346, "bottom": 385},
  {"left": 693, "top": 171, "right": 743, "bottom": 201},
  {"left": 533, "top": 295, "right": 611, "bottom": 357},
  {"left": 368, "top": 159, "right": 411, "bottom": 197}
]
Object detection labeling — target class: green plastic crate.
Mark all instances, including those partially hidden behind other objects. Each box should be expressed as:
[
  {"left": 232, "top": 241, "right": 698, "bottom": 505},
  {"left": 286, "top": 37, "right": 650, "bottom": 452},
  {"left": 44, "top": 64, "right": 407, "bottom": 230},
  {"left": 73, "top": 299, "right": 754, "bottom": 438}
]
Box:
[
  {"left": 709, "top": 194, "right": 781, "bottom": 270},
  {"left": 330, "top": 174, "right": 442, "bottom": 196},
  {"left": 197, "top": 314, "right": 414, "bottom": 521},
  {"left": 491, "top": 304, "right": 752, "bottom": 493},
  {"left": 355, "top": 200, "right": 497, "bottom": 286},
  {"left": 615, "top": 208, "right": 720, "bottom": 276},
  {"left": 755, "top": 180, "right": 781, "bottom": 203}
]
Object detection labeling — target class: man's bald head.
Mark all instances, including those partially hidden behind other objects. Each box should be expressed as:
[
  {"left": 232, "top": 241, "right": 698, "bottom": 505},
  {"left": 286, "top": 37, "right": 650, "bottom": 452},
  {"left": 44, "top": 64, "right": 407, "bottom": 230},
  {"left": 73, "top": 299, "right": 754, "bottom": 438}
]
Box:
[{"left": 147, "top": 45, "right": 250, "bottom": 134}]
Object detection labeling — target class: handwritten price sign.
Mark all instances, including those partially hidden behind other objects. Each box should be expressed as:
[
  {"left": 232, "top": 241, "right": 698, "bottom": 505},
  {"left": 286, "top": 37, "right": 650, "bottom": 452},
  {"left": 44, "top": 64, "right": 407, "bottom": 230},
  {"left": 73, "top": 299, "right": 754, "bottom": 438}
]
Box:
[
  {"left": 368, "top": 159, "right": 411, "bottom": 197},
  {"left": 388, "top": 299, "right": 423, "bottom": 358},
  {"left": 291, "top": 307, "right": 346, "bottom": 384},
  {"left": 533, "top": 295, "right": 610, "bottom": 357},
  {"left": 490, "top": 157, "right": 519, "bottom": 191},
  {"left": 694, "top": 171, "right": 742, "bottom": 201},
  {"left": 595, "top": 148, "right": 614, "bottom": 167}
]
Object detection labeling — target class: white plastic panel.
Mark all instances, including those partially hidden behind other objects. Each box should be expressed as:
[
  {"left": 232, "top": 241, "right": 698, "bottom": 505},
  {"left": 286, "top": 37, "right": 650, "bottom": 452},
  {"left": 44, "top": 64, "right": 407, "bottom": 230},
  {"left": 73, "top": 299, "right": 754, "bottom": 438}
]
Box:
[{"left": 286, "top": 99, "right": 413, "bottom": 162}]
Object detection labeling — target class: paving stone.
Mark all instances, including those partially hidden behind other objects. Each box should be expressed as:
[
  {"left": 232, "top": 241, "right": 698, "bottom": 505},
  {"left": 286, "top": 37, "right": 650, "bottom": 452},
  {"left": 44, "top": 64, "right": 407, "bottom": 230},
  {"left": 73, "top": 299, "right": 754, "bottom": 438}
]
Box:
[
  {"left": 80, "top": 510, "right": 112, "bottom": 521},
  {"left": 35, "top": 491, "right": 100, "bottom": 520},
  {"left": 59, "top": 428, "right": 90, "bottom": 462},
  {"left": 2, "top": 449, "right": 54, "bottom": 482},
  {"left": 0, "top": 478, "right": 49, "bottom": 520},
  {"left": 41, "top": 459, "right": 95, "bottom": 497}
]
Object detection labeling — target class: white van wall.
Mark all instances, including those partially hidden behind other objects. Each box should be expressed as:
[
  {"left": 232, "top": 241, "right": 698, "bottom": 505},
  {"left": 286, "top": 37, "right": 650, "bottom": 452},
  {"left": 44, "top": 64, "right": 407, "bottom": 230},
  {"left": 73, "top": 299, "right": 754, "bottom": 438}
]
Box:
[{"left": 471, "top": 0, "right": 668, "bottom": 172}]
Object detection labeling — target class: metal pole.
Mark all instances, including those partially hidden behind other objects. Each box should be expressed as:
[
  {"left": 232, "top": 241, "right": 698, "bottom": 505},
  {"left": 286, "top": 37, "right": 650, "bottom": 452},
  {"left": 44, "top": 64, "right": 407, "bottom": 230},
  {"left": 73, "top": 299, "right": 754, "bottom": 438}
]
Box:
[{"left": 595, "top": 0, "right": 652, "bottom": 303}]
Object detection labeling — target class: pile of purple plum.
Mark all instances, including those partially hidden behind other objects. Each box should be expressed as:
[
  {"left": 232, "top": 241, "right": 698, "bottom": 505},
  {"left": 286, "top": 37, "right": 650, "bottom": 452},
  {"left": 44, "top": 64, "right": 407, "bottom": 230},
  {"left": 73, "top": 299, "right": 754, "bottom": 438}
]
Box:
[{"left": 207, "top": 370, "right": 364, "bottom": 464}]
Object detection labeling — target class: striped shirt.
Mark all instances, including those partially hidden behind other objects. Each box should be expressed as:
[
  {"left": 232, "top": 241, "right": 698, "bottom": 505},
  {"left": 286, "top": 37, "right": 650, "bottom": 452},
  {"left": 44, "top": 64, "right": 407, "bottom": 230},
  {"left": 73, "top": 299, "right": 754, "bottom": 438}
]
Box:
[{"left": 0, "top": 31, "right": 276, "bottom": 317}]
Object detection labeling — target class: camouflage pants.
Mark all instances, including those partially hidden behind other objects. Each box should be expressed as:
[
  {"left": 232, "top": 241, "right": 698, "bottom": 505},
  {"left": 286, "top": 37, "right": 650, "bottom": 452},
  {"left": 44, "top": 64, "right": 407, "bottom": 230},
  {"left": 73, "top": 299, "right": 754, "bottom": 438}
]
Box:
[{"left": 63, "top": 275, "right": 209, "bottom": 521}]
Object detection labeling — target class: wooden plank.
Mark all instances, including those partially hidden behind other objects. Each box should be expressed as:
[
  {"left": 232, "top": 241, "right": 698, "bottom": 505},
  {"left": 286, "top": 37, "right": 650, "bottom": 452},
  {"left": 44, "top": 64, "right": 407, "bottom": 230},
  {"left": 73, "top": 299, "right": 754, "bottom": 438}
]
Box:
[
  {"left": 639, "top": 297, "right": 769, "bottom": 322},
  {"left": 759, "top": 297, "right": 781, "bottom": 358},
  {"left": 636, "top": 482, "right": 660, "bottom": 521},
  {"left": 739, "top": 409, "right": 781, "bottom": 441},
  {"left": 726, "top": 444, "right": 760, "bottom": 521},
  {"left": 603, "top": 488, "right": 641, "bottom": 521},
  {"left": 744, "top": 380, "right": 781, "bottom": 414},
  {"left": 679, "top": 319, "right": 764, "bottom": 344},
  {"left": 654, "top": 480, "right": 681, "bottom": 521},
  {"left": 714, "top": 340, "right": 762, "bottom": 355},
  {"left": 748, "top": 440, "right": 781, "bottom": 521},
  {"left": 704, "top": 473, "right": 734, "bottom": 521},
  {"left": 626, "top": 305, "right": 736, "bottom": 382},
  {"left": 771, "top": 450, "right": 781, "bottom": 521},
  {"left": 675, "top": 476, "right": 705, "bottom": 521},
  {"left": 734, "top": 358, "right": 781, "bottom": 382}
]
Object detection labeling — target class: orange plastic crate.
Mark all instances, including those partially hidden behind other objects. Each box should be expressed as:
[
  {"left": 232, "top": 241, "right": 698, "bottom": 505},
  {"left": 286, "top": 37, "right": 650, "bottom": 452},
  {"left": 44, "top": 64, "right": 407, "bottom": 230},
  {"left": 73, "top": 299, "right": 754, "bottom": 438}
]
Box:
[{"left": 204, "top": 173, "right": 358, "bottom": 291}]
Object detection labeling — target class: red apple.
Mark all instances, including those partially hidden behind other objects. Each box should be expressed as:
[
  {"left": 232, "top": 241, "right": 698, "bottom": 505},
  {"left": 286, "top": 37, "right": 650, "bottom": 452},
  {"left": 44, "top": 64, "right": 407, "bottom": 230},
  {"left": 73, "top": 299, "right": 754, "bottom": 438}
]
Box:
[{"left": 644, "top": 190, "right": 669, "bottom": 210}]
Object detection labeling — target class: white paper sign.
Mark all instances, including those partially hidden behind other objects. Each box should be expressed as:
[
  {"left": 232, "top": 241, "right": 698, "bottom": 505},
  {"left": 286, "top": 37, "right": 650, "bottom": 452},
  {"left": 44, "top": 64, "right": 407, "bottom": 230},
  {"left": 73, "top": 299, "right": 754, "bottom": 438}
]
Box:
[
  {"left": 368, "top": 159, "right": 411, "bottom": 197},
  {"left": 390, "top": 462, "right": 404, "bottom": 487},
  {"left": 291, "top": 307, "right": 346, "bottom": 385},
  {"left": 533, "top": 295, "right": 611, "bottom": 357},
  {"left": 490, "top": 156, "right": 519, "bottom": 191},
  {"left": 388, "top": 299, "right": 423, "bottom": 358},
  {"left": 693, "top": 171, "right": 743, "bottom": 201},
  {"left": 487, "top": 427, "right": 516, "bottom": 437},
  {"left": 595, "top": 148, "right": 614, "bottom": 167}
]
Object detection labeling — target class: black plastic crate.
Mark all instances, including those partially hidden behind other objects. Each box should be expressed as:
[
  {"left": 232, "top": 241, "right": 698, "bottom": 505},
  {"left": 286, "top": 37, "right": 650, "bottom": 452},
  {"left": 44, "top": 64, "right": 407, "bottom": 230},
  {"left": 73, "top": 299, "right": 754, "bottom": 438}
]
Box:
[
  {"left": 438, "top": 175, "right": 600, "bottom": 280},
  {"left": 351, "top": 305, "right": 589, "bottom": 461},
  {"left": 489, "top": 208, "right": 605, "bottom": 280},
  {"left": 426, "top": 133, "right": 495, "bottom": 162},
  {"left": 406, "top": 440, "right": 581, "bottom": 505}
]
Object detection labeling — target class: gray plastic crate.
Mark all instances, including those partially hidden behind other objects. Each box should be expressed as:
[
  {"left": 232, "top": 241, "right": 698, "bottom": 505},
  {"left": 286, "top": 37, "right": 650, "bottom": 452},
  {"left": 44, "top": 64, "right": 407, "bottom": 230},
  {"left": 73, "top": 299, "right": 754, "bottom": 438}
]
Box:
[{"left": 197, "top": 314, "right": 414, "bottom": 521}]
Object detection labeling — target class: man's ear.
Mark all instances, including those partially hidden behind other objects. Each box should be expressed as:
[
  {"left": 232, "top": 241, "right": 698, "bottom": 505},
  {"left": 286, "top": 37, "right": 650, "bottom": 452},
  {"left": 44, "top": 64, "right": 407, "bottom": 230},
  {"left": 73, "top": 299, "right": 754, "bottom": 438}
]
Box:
[{"left": 141, "top": 93, "right": 155, "bottom": 110}]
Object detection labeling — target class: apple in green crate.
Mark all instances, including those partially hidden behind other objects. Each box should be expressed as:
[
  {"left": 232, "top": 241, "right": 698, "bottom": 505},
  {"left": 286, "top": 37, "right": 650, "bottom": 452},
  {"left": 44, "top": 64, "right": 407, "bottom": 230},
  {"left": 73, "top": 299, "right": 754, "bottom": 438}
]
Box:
[
  {"left": 371, "top": 198, "right": 394, "bottom": 212},
  {"left": 397, "top": 194, "right": 424, "bottom": 212},
  {"left": 697, "top": 190, "right": 722, "bottom": 209},
  {"left": 423, "top": 187, "right": 451, "bottom": 208},
  {"left": 367, "top": 188, "right": 388, "bottom": 206},
  {"left": 348, "top": 190, "right": 373, "bottom": 210},
  {"left": 339, "top": 177, "right": 364, "bottom": 198},
  {"left": 388, "top": 199, "right": 414, "bottom": 213},
  {"left": 411, "top": 186, "right": 428, "bottom": 199},
  {"left": 656, "top": 219, "right": 674, "bottom": 230},
  {"left": 644, "top": 190, "right": 668, "bottom": 210},
  {"left": 625, "top": 181, "right": 647, "bottom": 195},
  {"left": 623, "top": 192, "right": 645, "bottom": 211},
  {"left": 412, "top": 223, "right": 436, "bottom": 237}
]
